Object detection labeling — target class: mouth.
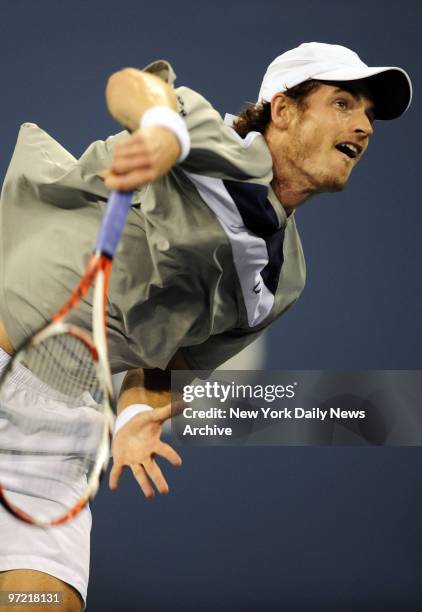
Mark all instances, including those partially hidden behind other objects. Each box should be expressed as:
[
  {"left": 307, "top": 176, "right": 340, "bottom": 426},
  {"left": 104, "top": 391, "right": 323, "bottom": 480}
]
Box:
[{"left": 335, "top": 141, "right": 362, "bottom": 161}]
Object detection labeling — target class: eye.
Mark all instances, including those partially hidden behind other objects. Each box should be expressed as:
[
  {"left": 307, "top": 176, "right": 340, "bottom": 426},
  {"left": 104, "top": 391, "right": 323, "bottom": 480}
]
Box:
[{"left": 334, "top": 99, "right": 348, "bottom": 110}]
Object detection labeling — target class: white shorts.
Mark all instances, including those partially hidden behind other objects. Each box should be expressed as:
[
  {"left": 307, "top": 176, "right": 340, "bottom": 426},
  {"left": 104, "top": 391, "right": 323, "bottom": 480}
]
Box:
[{"left": 0, "top": 348, "right": 91, "bottom": 608}]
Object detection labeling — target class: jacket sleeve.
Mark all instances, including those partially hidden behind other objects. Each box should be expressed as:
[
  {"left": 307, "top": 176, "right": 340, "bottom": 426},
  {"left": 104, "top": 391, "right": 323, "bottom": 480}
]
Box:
[
  {"left": 142, "top": 60, "right": 273, "bottom": 183},
  {"left": 180, "top": 327, "right": 265, "bottom": 373}
]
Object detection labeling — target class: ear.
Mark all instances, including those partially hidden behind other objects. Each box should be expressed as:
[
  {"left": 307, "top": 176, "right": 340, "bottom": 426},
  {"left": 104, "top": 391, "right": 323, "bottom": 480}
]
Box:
[{"left": 270, "top": 93, "right": 296, "bottom": 129}]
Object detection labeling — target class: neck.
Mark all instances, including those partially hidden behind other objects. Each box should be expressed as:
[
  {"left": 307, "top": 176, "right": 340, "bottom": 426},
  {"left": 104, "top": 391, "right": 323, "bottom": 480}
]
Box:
[
  {"left": 265, "top": 126, "right": 320, "bottom": 213},
  {"left": 271, "top": 175, "right": 315, "bottom": 214}
]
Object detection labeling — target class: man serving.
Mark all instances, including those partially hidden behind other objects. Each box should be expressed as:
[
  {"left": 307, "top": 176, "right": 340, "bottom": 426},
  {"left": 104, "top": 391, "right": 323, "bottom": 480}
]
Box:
[{"left": 0, "top": 42, "right": 412, "bottom": 611}]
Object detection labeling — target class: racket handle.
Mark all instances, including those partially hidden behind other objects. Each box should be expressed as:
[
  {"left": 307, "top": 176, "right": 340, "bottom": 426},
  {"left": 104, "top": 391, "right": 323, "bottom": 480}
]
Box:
[{"left": 95, "top": 190, "right": 134, "bottom": 258}]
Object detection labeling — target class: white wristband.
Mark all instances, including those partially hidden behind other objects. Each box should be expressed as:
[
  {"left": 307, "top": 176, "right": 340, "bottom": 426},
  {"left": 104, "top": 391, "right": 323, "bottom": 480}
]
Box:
[
  {"left": 140, "top": 106, "right": 190, "bottom": 163},
  {"left": 113, "top": 403, "right": 153, "bottom": 437}
]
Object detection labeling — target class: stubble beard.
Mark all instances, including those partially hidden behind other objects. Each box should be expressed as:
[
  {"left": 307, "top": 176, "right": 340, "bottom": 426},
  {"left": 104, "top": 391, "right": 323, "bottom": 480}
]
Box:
[{"left": 290, "top": 137, "right": 351, "bottom": 194}]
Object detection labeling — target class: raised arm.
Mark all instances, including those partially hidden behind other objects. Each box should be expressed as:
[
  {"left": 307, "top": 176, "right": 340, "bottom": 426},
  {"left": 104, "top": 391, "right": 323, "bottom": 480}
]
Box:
[{"left": 103, "top": 68, "right": 189, "bottom": 191}]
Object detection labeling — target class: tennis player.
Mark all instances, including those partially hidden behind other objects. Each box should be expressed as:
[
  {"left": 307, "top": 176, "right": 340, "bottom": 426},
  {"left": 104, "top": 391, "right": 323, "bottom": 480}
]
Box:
[{"left": 0, "top": 42, "right": 412, "bottom": 611}]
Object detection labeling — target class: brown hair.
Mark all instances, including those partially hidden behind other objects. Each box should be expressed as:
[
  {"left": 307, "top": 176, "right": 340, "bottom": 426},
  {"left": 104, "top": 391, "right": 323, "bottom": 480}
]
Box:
[
  {"left": 232, "top": 80, "right": 321, "bottom": 138},
  {"left": 232, "top": 78, "right": 375, "bottom": 138}
]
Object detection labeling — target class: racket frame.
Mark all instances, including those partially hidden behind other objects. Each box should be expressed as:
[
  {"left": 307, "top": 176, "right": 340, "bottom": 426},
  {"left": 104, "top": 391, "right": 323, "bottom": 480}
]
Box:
[
  {"left": 0, "top": 255, "right": 115, "bottom": 527},
  {"left": 0, "top": 190, "right": 133, "bottom": 526}
]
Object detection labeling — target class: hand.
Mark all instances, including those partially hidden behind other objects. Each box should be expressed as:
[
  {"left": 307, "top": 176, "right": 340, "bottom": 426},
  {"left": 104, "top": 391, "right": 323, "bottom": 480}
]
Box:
[
  {"left": 102, "top": 126, "right": 180, "bottom": 191},
  {"left": 109, "top": 401, "right": 183, "bottom": 497}
]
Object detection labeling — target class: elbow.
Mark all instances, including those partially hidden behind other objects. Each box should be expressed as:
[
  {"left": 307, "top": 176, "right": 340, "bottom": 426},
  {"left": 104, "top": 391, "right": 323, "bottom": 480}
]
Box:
[
  {"left": 105, "top": 67, "right": 155, "bottom": 130},
  {"left": 106, "top": 67, "right": 137, "bottom": 95},
  {"left": 105, "top": 68, "right": 139, "bottom": 120},
  {"left": 105, "top": 67, "right": 178, "bottom": 130}
]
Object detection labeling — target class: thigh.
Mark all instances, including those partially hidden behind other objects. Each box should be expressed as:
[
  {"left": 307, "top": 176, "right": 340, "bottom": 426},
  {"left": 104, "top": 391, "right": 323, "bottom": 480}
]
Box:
[
  {"left": 0, "top": 501, "right": 91, "bottom": 609},
  {"left": 0, "top": 347, "right": 92, "bottom": 608},
  {"left": 0, "top": 569, "right": 82, "bottom": 611}
]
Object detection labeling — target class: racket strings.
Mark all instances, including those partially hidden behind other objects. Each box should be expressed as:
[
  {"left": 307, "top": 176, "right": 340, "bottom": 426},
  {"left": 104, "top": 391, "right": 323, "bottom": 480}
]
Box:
[
  {"left": 24, "top": 334, "right": 101, "bottom": 401},
  {"left": 0, "top": 332, "right": 108, "bottom": 523}
]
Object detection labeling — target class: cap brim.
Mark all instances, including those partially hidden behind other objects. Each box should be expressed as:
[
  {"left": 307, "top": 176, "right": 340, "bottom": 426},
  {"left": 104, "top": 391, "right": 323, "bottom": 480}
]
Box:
[{"left": 313, "top": 66, "right": 412, "bottom": 120}]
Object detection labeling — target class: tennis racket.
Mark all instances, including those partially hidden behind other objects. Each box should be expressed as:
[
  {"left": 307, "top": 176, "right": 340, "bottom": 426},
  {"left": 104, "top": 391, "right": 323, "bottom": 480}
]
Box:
[{"left": 0, "top": 189, "right": 133, "bottom": 527}]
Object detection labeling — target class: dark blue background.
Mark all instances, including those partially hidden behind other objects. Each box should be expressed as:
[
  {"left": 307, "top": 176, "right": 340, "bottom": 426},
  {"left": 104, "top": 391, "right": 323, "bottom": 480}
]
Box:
[{"left": 1, "top": 1, "right": 421, "bottom": 609}]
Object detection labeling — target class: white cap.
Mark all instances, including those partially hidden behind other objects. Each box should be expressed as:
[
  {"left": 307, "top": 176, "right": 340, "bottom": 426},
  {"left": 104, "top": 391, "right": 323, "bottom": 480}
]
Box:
[{"left": 258, "top": 42, "right": 412, "bottom": 120}]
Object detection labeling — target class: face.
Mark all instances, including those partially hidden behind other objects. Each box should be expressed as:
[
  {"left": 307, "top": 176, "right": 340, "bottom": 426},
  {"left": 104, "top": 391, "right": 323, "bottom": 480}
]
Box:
[{"left": 277, "top": 84, "right": 375, "bottom": 193}]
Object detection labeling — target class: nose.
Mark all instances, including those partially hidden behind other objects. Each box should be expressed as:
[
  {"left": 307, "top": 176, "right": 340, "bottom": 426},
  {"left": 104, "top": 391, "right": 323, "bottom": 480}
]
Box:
[{"left": 354, "top": 109, "right": 374, "bottom": 138}]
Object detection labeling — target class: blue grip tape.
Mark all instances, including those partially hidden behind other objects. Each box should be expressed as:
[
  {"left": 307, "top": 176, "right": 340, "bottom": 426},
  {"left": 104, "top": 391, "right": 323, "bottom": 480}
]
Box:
[{"left": 95, "top": 191, "right": 133, "bottom": 257}]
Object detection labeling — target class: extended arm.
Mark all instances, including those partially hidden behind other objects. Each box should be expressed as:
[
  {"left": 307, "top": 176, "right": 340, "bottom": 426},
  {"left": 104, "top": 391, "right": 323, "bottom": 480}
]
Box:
[{"left": 109, "top": 350, "right": 192, "bottom": 497}]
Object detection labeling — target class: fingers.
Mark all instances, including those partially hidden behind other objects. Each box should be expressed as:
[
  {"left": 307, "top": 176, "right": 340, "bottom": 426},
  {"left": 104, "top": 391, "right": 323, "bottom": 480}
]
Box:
[
  {"left": 130, "top": 464, "right": 155, "bottom": 499},
  {"left": 113, "top": 132, "right": 147, "bottom": 154},
  {"left": 102, "top": 132, "right": 157, "bottom": 190},
  {"left": 131, "top": 460, "right": 170, "bottom": 497},
  {"left": 104, "top": 168, "right": 157, "bottom": 191},
  {"left": 153, "top": 399, "right": 187, "bottom": 423},
  {"left": 109, "top": 401, "right": 184, "bottom": 496},
  {"left": 109, "top": 462, "right": 124, "bottom": 491},
  {"left": 143, "top": 459, "right": 169, "bottom": 495},
  {"left": 102, "top": 126, "right": 179, "bottom": 191},
  {"left": 156, "top": 441, "right": 182, "bottom": 467},
  {"left": 110, "top": 459, "right": 173, "bottom": 497},
  {"left": 111, "top": 153, "right": 153, "bottom": 175}
]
